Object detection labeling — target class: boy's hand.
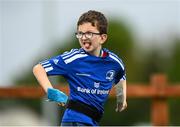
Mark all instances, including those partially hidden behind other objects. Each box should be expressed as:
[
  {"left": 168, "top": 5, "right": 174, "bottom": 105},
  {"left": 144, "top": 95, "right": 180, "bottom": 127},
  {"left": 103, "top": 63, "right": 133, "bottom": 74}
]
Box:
[
  {"left": 47, "top": 88, "right": 68, "bottom": 106},
  {"left": 115, "top": 101, "right": 127, "bottom": 112}
]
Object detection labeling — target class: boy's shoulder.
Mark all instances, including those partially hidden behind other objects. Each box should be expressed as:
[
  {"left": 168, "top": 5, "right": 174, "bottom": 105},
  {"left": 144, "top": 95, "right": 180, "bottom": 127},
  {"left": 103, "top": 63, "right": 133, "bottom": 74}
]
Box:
[
  {"left": 104, "top": 48, "right": 121, "bottom": 59},
  {"left": 104, "top": 48, "right": 125, "bottom": 69}
]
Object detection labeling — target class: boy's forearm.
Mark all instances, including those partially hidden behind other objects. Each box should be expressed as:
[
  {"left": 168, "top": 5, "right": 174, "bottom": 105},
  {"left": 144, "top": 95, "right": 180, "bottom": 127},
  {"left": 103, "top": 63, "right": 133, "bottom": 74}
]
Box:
[
  {"left": 33, "top": 64, "right": 53, "bottom": 92},
  {"left": 115, "top": 80, "right": 127, "bottom": 103},
  {"left": 121, "top": 80, "right": 127, "bottom": 100}
]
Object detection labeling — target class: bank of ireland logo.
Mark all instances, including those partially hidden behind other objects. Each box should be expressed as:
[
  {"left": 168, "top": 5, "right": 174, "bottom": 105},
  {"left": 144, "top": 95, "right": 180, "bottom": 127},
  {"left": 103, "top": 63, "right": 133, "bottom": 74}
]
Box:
[{"left": 106, "top": 70, "right": 115, "bottom": 81}]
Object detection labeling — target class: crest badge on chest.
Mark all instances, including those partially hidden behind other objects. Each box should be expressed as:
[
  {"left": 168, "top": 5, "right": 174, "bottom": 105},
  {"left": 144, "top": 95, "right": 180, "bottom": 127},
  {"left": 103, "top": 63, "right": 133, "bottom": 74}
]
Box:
[{"left": 106, "top": 70, "right": 115, "bottom": 81}]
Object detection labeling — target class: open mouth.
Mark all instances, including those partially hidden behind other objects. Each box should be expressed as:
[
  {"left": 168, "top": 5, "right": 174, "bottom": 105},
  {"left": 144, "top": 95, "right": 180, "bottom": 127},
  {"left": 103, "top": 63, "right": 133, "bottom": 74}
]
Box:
[{"left": 83, "top": 42, "right": 91, "bottom": 49}]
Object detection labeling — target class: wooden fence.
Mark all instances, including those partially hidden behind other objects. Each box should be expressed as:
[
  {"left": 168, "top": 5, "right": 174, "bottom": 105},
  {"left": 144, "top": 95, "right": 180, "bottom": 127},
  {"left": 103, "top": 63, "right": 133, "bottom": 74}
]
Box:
[{"left": 0, "top": 74, "right": 180, "bottom": 125}]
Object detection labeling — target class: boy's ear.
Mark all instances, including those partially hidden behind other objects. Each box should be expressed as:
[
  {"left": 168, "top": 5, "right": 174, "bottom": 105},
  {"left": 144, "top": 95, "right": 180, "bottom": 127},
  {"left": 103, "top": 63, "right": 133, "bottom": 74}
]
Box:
[{"left": 100, "top": 34, "right": 108, "bottom": 44}]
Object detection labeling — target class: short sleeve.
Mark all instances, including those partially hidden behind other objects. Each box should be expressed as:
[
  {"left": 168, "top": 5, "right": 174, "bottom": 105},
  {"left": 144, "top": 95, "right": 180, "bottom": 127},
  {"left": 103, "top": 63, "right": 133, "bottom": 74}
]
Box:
[
  {"left": 40, "top": 55, "right": 67, "bottom": 76},
  {"left": 114, "top": 67, "right": 126, "bottom": 84}
]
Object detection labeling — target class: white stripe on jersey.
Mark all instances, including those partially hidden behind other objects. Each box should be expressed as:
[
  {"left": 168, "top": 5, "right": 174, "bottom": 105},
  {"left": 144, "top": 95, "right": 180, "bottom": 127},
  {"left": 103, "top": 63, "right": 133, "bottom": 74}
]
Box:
[
  {"left": 42, "top": 63, "right": 51, "bottom": 68},
  {"left": 61, "top": 49, "right": 79, "bottom": 57},
  {"left": 64, "top": 54, "right": 88, "bottom": 64},
  {"left": 45, "top": 67, "right": 53, "bottom": 72},
  {"left": 40, "top": 60, "right": 49, "bottom": 65},
  {"left": 120, "top": 75, "right": 126, "bottom": 81},
  {"left": 109, "top": 54, "right": 125, "bottom": 70},
  {"left": 41, "top": 61, "right": 53, "bottom": 72},
  {"left": 62, "top": 50, "right": 80, "bottom": 59}
]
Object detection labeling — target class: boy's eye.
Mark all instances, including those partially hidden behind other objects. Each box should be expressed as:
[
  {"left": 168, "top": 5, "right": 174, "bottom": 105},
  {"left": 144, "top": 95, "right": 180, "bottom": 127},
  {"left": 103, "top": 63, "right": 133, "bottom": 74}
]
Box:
[
  {"left": 75, "top": 31, "right": 101, "bottom": 39},
  {"left": 85, "top": 32, "right": 93, "bottom": 36}
]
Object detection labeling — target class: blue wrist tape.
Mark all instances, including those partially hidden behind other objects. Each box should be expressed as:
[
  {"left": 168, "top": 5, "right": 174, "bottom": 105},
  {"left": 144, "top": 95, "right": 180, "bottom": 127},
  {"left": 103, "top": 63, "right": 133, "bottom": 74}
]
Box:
[{"left": 47, "top": 88, "right": 68, "bottom": 103}]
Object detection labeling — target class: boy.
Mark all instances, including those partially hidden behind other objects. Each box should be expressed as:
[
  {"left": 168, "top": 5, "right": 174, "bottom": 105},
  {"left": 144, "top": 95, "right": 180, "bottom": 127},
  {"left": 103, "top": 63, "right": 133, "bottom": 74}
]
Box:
[{"left": 33, "top": 10, "right": 127, "bottom": 126}]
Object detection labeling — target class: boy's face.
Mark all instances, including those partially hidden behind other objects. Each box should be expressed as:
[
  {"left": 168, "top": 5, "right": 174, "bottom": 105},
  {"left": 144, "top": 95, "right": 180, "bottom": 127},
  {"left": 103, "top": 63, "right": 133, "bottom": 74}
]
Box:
[{"left": 77, "top": 22, "right": 107, "bottom": 56}]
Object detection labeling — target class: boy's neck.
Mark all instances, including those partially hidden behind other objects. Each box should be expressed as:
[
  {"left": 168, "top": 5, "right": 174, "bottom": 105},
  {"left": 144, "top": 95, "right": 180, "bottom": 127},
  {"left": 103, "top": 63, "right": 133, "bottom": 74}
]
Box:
[
  {"left": 93, "top": 48, "right": 102, "bottom": 57},
  {"left": 99, "top": 49, "right": 103, "bottom": 57},
  {"left": 84, "top": 48, "right": 108, "bottom": 58}
]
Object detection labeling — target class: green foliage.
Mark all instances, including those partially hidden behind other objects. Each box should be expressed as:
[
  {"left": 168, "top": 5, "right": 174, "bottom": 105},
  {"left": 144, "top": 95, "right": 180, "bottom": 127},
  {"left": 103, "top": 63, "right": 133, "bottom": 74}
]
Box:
[
  {"left": 168, "top": 98, "right": 180, "bottom": 125},
  {"left": 167, "top": 39, "right": 180, "bottom": 82},
  {"left": 165, "top": 39, "right": 180, "bottom": 125},
  {"left": 100, "top": 98, "right": 151, "bottom": 125},
  {"left": 139, "top": 47, "right": 169, "bottom": 82}
]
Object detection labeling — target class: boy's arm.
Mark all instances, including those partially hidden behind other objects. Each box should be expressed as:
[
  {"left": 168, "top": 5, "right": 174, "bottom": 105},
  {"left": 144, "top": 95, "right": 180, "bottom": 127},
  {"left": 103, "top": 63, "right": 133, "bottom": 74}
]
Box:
[
  {"left": 33, "top": 64, "right": 53, "bottom": 92},
  {"left": 114, "top": 80, "right": 127, "bottom": 112},
  {"left": 33, "top": 64, "right": 68, "bottom": 105}
]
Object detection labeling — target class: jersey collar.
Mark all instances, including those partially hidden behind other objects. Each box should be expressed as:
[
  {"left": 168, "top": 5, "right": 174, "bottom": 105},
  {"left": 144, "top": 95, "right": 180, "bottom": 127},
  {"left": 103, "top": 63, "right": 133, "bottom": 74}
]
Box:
[{"left": 80, "top": 48, "right": 109, "bottom": 58}]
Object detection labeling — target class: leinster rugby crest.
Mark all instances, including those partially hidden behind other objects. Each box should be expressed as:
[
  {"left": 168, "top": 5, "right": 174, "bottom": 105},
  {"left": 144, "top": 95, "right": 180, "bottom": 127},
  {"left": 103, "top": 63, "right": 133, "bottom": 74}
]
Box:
[{"left": 106, "top": 70, "right": 115, "bottom": 81}]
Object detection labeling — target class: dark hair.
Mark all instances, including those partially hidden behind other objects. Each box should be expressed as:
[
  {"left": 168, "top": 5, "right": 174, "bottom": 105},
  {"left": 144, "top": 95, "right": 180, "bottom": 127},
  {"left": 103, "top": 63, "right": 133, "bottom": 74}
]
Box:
[{"left": 77, "top": 10, "right": 108, "bottom": 34}]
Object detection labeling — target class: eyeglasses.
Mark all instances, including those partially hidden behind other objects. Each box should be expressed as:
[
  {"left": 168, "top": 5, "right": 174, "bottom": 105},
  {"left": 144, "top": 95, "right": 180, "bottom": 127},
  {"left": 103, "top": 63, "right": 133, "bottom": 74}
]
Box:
[{"left": 75, "top": 32, "right": 101, "bottom": 39}]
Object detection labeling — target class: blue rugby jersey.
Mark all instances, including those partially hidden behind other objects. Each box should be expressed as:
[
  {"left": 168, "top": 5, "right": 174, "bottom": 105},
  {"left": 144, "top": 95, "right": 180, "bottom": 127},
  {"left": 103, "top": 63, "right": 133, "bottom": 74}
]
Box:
[{"left": 40, "top": 48, "right": 126, "bottom": 125}]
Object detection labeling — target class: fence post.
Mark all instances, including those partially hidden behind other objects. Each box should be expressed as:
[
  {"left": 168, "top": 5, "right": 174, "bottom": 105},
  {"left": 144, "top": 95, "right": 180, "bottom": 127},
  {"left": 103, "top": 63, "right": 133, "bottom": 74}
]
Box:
[{"left": 151, "top": 74, "right": 169, "bottom": 125}]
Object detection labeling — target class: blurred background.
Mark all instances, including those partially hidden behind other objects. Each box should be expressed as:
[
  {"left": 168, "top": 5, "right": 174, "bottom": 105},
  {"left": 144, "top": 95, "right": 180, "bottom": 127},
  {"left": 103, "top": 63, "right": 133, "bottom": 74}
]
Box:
[{"left": 0, "top": 0, "right": 180, "bottom": 125}]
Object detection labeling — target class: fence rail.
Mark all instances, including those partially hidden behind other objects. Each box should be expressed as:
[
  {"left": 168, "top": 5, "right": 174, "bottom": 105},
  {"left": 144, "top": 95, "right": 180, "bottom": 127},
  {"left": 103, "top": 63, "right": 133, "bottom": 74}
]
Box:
[{"left": 0, "top": 74, "right": 180, "bottom": 125}]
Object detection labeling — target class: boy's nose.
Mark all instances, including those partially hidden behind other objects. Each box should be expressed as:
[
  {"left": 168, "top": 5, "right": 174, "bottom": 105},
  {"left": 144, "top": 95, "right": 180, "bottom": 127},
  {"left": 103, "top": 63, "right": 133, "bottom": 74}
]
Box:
[{"left": 81, "top": 34, "right": 87, "bottom": 40}]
